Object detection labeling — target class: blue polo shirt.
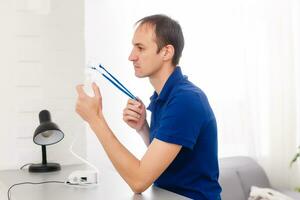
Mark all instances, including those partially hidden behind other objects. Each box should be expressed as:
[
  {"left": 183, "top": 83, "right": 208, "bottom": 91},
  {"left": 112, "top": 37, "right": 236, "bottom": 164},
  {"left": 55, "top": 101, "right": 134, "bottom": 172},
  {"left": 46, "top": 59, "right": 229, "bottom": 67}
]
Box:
[{"left": 147, "top": 67, "right": 221, "bottom": 200}]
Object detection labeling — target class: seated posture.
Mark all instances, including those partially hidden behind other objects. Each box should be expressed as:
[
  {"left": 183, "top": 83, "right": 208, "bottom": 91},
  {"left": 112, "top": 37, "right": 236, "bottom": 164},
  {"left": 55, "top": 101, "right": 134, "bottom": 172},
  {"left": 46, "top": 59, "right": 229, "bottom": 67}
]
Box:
[{"left": 75, "top": 14, "right": 222, "bottom": 200}]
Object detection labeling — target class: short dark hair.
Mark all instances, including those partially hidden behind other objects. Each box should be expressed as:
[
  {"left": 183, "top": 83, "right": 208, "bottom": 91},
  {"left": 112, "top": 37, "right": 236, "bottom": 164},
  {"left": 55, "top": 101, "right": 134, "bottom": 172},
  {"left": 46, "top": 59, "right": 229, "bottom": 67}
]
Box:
[{"left": 136, "top": 14, "right": 184, "bottom": 66}]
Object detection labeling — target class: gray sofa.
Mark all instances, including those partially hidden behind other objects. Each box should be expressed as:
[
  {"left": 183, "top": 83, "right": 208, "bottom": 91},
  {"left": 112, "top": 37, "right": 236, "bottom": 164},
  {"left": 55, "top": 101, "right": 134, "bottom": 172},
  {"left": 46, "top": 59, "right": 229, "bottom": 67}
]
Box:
[{"left": 219, "top": 156, "right": 300, "bottom": 200}]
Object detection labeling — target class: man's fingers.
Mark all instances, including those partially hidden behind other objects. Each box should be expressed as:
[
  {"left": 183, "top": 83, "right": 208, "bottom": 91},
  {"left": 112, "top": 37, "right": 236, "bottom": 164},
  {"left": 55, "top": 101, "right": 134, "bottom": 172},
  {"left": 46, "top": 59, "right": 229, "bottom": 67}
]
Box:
[
  {"left": 123, "top": 115, "right": 139, "bottom": 122},
  {"left": 126, "top": 104, "right": 142, "bottom": 114},
  {"left": 76, "top": 84, "right": 87, "bottom": 98},
  {"left": 123, "top": 109, "right": 141, "bottom": 119},
  {"left": 92, "top": 82, "right": 101, "bottom": 98}
]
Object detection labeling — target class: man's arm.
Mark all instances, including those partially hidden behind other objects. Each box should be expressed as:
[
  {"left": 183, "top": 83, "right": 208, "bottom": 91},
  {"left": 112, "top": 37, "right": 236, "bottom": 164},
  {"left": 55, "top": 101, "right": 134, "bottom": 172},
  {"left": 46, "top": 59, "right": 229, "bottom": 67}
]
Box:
[
  {"left": 76, "top": 83, "right": 181, "bottom": 193},
  {"left": 90, "top": 117, "right": 181, "bottom": 193}
]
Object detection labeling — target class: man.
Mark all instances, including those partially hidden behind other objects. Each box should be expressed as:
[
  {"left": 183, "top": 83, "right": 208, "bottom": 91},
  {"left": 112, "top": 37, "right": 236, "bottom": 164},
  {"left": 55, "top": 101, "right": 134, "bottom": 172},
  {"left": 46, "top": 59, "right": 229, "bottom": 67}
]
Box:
[{"left": 76, "top": 14, "right": 221, "bottom": 200}]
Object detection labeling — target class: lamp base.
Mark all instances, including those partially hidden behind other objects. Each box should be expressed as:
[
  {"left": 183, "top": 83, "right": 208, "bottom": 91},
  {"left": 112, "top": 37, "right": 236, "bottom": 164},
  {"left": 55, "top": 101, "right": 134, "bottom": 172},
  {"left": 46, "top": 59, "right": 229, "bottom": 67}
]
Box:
[{"left": 29, "top": 163, "right": 61, "bottom": 173}]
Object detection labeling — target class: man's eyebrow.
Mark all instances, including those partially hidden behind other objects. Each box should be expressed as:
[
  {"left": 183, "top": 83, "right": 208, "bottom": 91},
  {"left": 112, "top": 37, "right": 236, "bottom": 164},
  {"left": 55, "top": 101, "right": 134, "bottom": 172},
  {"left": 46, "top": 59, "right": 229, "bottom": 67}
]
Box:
[{"left": 133, "top": 42, "right": 145, "bottom": 47}]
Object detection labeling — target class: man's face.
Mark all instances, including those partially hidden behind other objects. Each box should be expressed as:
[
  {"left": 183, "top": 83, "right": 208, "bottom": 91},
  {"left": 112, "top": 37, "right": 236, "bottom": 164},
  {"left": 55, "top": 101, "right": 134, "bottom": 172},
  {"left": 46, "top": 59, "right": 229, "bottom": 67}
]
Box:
[{"left": 128, "top": 24, "right": 164, "bottom": 78}]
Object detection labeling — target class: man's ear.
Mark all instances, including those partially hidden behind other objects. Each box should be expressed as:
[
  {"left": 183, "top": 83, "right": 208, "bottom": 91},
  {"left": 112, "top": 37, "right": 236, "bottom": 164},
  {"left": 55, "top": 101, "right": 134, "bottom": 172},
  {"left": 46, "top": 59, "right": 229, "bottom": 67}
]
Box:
[{"left": 161, "top": 45, "right": 175, "bottom": 62}]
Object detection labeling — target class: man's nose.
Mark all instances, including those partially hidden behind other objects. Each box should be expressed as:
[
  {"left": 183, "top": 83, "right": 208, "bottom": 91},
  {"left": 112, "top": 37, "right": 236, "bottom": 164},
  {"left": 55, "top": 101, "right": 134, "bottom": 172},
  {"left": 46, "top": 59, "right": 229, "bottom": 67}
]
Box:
[{"left": 128, "top": 50, "right": 137, "bottom": 61}]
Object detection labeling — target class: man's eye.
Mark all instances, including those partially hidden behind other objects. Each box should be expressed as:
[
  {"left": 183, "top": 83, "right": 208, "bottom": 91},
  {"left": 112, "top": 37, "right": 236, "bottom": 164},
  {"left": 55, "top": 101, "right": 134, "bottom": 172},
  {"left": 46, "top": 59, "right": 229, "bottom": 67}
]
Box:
[{"left": 138, "top": 46, "right": 143, "bottom": 51}]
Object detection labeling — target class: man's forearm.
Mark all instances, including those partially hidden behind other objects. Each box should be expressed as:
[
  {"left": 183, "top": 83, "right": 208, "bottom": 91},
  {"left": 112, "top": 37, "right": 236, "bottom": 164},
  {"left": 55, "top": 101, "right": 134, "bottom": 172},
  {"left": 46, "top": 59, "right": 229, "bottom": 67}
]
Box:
[
  {"left": 89, "top": 117, "right": 147, "bottom": 192},
  {"left": 137, "top": 122, "right": 150, "bottom": 146}
]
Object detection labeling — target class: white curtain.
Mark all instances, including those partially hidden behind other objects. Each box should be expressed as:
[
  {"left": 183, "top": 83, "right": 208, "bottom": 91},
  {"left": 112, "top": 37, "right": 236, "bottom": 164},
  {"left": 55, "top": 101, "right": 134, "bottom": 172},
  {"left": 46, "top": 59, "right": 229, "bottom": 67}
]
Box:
[
  {"left": 210, "top": 0, "right": 300, "bottom": 188},
  {"left": 86, "top": 0, "right": 300, "bottom": 189}
]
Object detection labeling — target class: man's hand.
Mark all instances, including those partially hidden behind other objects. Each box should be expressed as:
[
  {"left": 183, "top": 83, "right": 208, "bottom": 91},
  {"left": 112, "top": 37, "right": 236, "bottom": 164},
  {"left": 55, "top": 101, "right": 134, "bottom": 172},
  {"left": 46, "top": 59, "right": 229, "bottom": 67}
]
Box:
[
  {"left": 123, "top": 99, "right": 146, "bottom": 132},
  {"left": 75, "top": 82, "right": 103, "bottom": 124}
]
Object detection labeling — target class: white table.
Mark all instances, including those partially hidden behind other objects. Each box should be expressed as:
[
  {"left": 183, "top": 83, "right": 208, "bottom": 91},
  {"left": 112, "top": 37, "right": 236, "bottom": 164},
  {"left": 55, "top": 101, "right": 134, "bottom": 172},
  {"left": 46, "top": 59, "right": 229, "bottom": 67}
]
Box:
[{"left": 0, "top": 165, "right": 190, "bottom": 200}]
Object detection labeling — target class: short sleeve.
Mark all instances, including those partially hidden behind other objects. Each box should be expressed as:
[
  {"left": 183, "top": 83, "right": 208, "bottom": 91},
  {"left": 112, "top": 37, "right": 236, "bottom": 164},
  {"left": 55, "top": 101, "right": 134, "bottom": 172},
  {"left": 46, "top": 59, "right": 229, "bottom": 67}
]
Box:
[{"left": 155, "top": 93, "right": 208, "bottom": 149}]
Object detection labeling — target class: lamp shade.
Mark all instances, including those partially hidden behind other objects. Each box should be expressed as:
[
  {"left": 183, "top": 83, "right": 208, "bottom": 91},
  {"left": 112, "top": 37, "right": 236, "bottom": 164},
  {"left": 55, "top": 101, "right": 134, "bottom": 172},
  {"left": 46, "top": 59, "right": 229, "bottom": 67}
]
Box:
[
  {"left": 33, "top": 110, "right": 64, "bottom": 146},
  {"left": 29, "top": 110, "right": 64, "bottom": 172}
]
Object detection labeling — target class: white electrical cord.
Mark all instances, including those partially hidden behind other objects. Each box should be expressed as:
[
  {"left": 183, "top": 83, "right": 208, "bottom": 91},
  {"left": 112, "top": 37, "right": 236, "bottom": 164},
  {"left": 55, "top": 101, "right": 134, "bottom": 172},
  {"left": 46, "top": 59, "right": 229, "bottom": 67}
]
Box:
[
  {"left": 68, "top": 130, "right": 100, "bottom": 179},
  {"left": 69, "top": 129, "right": 99, "bottom": 173}
]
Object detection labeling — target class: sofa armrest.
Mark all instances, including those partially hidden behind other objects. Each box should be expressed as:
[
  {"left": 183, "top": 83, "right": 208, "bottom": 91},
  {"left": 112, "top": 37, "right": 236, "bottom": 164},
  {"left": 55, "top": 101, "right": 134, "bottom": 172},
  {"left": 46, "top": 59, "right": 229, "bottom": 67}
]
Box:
[{"left": 219, "top": 168, "right": 247, "bottom": 200}]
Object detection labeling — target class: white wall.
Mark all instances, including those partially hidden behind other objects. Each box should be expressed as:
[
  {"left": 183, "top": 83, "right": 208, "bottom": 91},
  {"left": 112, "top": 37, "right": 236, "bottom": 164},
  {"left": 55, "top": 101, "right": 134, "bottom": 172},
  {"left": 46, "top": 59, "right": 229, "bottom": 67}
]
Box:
[
  {"left": 0, "top": 0, "right": 86, "bottom": 170},
  {"left": 293, "top": 0, "right": 300, "bottom": 145}
]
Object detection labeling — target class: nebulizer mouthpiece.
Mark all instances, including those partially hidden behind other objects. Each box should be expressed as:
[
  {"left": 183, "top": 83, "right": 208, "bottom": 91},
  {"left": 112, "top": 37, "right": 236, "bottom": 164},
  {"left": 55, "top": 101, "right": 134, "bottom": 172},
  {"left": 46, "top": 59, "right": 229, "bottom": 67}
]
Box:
[{"left": 84, "top": 61, "right": 98, "bottom": 96}]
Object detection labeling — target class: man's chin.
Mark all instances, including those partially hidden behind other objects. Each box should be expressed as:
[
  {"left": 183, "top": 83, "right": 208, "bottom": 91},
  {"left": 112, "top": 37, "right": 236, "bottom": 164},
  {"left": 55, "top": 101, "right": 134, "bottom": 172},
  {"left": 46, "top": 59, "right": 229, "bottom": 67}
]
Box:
[{"left": 134, "top": 72, "right": 147, "bottom": 78}]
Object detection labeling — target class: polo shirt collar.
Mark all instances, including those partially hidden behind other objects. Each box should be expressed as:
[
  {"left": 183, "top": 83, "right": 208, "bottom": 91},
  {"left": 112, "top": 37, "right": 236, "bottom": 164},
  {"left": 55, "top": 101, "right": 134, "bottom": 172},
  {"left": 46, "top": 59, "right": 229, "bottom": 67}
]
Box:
[{"left": 149, "top": 66, "right": 184, "bottom": 102}]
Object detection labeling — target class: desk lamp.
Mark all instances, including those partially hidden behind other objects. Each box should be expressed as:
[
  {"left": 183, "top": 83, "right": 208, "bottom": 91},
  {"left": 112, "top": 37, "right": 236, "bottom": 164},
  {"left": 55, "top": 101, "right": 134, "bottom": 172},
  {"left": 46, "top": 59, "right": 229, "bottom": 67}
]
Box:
[{"left": 29, "top": 110, "right": 64, "bottom": 173}]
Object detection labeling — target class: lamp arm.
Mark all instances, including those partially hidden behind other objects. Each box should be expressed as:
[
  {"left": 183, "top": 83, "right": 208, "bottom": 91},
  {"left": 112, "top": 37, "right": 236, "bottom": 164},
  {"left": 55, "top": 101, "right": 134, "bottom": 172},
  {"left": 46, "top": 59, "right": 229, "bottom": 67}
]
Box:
[{"left": 42, "top": 145, "right": 47, "bottom": 165}]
